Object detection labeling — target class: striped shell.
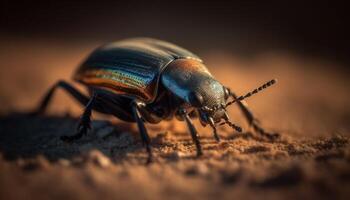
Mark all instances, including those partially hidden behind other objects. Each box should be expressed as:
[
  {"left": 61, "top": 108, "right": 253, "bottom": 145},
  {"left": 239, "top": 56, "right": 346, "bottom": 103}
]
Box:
[{"left": 74, "top": 38, "right": 201, "bottom": 103}]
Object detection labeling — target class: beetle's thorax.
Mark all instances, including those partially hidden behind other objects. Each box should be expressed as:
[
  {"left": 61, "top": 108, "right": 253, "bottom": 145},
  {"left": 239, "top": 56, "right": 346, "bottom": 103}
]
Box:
[{"left": 161, "top": 59, "right": 227, "bottom": 123}]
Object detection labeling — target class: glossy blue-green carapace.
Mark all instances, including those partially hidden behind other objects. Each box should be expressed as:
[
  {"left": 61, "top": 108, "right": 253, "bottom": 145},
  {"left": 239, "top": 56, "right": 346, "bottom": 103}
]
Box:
[{"left": 75, "top": 38, "right": 202, "bottom": 103}]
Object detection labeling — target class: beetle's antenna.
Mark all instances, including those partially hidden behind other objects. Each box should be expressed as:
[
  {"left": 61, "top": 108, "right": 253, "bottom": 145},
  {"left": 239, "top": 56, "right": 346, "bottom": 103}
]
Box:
[{"left": 226, "top": 79, "right": 277, "bottom": 108}]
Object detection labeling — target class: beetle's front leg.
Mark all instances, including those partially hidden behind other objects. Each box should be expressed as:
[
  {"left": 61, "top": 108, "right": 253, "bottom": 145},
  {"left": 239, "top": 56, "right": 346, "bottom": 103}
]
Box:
[
  {"left": 131, "top": 100, "right": 153, "bottom": 164},
  {"left": 179, "top": 108, "right": 203, "bottom": 157},
  {"left": 228, "top": 89, "right": 279, "bottom": 140}
]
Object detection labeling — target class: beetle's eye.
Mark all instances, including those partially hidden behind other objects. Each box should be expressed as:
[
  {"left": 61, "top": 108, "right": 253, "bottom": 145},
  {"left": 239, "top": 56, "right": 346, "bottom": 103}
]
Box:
[
  {"left": 188, "top": 92, "right": 204, "bottom": 107},
  {"left": 224, "top": 87, "right": 230, "bottom": 99}
]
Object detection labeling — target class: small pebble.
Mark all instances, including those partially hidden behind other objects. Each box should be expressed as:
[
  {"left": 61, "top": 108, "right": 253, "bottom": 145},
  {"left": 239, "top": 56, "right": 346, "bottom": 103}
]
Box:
[
  {"left": 86, "top": 150, "right": 111, "bottom": 168},
  {"left": 166, "top": 151, "right": 186, "bottom": 160},
  {"left": 153, "top": 132, "right": 171, "bottom": 144},
  {"left": 17, "top": 155, "right": 50, "bottom": 171},
  {"left": 57, "top": 159, "right": 71, "bottom": 167},
  {"left": 36, "top": 155, "right": 51, "bottom": 170},
  {"left": 71, "top": 157, "right": 85, "bottom": 166}
]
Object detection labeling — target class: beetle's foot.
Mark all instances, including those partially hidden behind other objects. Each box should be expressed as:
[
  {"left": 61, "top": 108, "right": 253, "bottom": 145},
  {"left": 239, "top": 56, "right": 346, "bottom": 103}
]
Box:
[
  {"left": 146, "top": 155, "right": 153, "bottom": 165},
  {"left": 214, "top": 133, "right": 221, "bottom": 142},
  {"left": 145, "top": 146, "right": 153, "bottom": 165},
  {"left": 211, "top": 128, "right": 221, "bottom": 142},
  {"left": 252, "top": 121, "right": 280, "bottom": 141},
  {"left": 61, "top": 123, "right": 89, "bottom": 142},
  {"left": 196, "top": 148, "right": 203, "bottom": 157}
]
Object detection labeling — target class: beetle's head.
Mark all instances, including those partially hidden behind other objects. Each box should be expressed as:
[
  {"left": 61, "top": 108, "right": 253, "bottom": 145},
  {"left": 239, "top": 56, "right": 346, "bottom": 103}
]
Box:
[
  {"left": 192, "top": 78, "right": 278, "bottom": 132},
  {"left": 186, "top": 78, "right": 229, "bottom": 125},
  {"left": 196, "top": 78, "right": 278, "bottom": 131}
]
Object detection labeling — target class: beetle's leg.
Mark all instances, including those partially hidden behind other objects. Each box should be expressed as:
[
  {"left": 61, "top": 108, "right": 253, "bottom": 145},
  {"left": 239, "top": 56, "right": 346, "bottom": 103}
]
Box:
[
  {"left": 228, "top": 90, "right": 279, "bottom": 140},
  {"left": 32, "top": 80, "right": 89, "bottom": 115},
  {"left": 208, "top": 117, "right": 220, "bottom": 142},
  {"left": 61, "top": 92, "right": 97, "bottom": 142},
  {"left": 131, "top": 101, "right": 153, "bottom": 164},
  {"left": 180, "top": 109, "right": 203, "bottom": 156}
]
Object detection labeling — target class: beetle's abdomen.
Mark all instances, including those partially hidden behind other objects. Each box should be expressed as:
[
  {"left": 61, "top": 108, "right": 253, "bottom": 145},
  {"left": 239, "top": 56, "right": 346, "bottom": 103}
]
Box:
[{"left": 74, "top": 38, "right": 201, "bottom": 103}]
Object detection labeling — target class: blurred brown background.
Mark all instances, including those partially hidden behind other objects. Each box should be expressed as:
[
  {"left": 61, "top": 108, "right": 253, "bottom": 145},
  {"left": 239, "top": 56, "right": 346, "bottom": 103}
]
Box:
[{"left": 1, "top": 0, "right": 349, "bottom": 61}]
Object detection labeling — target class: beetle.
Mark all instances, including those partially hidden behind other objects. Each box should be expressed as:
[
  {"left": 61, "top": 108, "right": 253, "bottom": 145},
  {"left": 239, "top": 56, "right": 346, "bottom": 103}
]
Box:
[{"left": 33, "top": 38, "right": 278, "bottom": 162}]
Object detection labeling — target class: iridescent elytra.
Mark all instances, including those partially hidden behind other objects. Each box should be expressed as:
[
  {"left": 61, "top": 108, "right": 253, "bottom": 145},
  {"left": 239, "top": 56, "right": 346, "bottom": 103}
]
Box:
[{"left": 33, "top": 38, "right": 278, "bottom": 163}]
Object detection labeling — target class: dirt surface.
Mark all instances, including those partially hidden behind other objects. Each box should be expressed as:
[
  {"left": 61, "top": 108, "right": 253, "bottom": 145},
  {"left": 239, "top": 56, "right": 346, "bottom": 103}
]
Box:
[{"left": 0, "top": 39, "right": 350, "bottom": 200}]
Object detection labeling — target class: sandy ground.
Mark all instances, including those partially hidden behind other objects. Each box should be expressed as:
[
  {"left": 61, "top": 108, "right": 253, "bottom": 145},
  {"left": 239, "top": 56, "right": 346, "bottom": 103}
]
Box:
[{"left": 0, "top": 38, "right": 349, "bottom": 200}]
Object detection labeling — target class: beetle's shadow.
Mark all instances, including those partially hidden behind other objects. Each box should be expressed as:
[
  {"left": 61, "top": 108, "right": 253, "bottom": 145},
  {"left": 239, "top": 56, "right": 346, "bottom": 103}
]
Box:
[
  {"left": 0, "top": 113, "right": 280, "bottom": 164},
  {"left": 0, "top": 113, "right": 144, "bottom": 162}
]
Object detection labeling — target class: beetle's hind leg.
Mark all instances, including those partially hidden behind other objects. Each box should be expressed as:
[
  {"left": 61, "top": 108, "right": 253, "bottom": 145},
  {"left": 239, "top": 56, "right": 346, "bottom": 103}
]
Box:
[
  {"left": 32, "top": 80, "right": 98, "bottom": 141},
  {"left": 61, "top": 92, "right": 97, "bottom": 142},
  {"left": 131, "top": 101, "right": 153, "bottom": 164},
  {"left": 32, "top": 80, "right": 90, "bottom": 115},
  {"left": 228, "top": 90, "right": 279, "bottom": 140}
]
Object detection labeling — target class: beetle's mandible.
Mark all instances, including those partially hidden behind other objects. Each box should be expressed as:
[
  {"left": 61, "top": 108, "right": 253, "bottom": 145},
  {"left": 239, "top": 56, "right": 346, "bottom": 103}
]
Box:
[{"left": 33, "top": 38, "right": 278, "bottom": 163}]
